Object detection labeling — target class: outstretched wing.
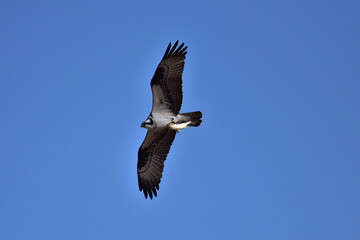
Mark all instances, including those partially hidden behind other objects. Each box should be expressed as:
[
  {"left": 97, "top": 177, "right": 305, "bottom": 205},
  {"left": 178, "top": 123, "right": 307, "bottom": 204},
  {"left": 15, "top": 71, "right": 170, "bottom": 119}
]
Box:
[
  {"left": 137, "top": 128, "right": 177, "bottom": 199},
  {"left": 150, "top": 41, "right": 187, "bottom": 114}
]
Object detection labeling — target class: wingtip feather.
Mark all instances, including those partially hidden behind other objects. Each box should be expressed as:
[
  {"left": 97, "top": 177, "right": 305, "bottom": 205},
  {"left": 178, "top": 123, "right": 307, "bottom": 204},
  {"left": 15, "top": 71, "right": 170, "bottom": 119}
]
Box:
[
  {"left": 162, "top": 40, "right": 187, "bottom": 60},
  {"left": 169, "top": 41, "right": 179, "bottom": 54}
]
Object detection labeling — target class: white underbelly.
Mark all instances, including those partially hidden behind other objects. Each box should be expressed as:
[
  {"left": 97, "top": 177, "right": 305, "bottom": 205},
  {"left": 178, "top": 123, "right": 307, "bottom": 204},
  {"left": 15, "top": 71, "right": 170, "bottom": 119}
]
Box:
[{"left": 152, "top": 112, "right": 174, "bottom": 128}]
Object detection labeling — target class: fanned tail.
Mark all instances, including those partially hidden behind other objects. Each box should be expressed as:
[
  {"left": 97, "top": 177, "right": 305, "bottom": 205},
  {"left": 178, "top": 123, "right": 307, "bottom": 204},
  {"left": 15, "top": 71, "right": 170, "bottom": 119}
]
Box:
[{"left": 181, "top": 111, "right": 202, "bottom": 127}]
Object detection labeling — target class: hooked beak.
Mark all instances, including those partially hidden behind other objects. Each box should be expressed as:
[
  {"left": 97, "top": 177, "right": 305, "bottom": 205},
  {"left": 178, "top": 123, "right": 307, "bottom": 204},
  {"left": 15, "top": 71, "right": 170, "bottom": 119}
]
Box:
[{"left": 141, "top": 122, "right": 146, "bottom": 128}]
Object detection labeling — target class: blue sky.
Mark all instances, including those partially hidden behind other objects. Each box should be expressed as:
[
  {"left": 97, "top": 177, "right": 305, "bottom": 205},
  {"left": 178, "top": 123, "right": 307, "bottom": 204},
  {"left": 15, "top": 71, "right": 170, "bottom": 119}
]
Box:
[{"left": 1, "top": 0, "right": 360, "bottom": 239}]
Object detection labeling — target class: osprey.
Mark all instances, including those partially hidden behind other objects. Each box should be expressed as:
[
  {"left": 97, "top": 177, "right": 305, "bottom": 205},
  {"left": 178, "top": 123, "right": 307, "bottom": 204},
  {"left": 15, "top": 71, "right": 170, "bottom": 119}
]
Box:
[{"left": 138, "top": 41, "right": 202, "bottom": 199}]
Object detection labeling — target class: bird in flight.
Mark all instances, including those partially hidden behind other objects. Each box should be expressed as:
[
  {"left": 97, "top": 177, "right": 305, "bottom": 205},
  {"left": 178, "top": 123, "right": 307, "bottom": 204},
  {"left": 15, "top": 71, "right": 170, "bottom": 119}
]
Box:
[{"left": 138, "top": 41, "right": 203, "bottom": 199}]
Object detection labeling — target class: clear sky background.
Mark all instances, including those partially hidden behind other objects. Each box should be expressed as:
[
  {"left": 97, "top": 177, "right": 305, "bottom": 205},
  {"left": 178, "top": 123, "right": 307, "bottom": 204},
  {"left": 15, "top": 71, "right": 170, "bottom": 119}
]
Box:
[{"left": 1, "top": 0, "right": 360, "bottom": 239}]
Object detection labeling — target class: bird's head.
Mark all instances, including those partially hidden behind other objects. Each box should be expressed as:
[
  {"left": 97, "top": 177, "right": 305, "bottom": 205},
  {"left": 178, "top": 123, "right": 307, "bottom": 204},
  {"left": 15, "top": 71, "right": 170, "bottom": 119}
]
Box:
[{"left": 141, "top": 117, "right": 154, "bottom": 129}]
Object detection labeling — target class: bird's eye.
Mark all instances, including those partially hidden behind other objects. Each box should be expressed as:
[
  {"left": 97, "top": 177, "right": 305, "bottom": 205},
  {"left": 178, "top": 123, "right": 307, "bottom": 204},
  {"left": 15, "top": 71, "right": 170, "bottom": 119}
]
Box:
[{"left": 146, "top": 118, "right": 154, "bottom": 125}]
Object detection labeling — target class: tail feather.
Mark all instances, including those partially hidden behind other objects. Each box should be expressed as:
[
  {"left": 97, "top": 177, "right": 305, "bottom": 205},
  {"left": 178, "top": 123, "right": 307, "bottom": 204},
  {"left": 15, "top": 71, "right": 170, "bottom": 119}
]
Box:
[{"left": 182, "top": 111, "right": 202, "bottom": 127}]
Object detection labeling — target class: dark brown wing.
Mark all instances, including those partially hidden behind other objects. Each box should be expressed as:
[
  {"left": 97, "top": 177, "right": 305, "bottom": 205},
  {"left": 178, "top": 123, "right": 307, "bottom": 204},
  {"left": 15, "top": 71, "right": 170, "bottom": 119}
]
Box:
[
  {"left": 150, "top": 41, "right": 187, "bottom": 114},
  {"left": 137, "top": 128, "right": 177, "bottom": 199}
]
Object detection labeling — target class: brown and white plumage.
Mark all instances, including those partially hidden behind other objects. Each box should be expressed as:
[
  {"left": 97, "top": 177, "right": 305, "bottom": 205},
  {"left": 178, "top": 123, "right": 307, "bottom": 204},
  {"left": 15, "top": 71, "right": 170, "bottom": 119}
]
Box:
[
  {"left": 150, "top": 41, "right": 187, "bottom": 114},
  {"left": 138, "top": 41, "right": 202, "bottom": 199}
]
